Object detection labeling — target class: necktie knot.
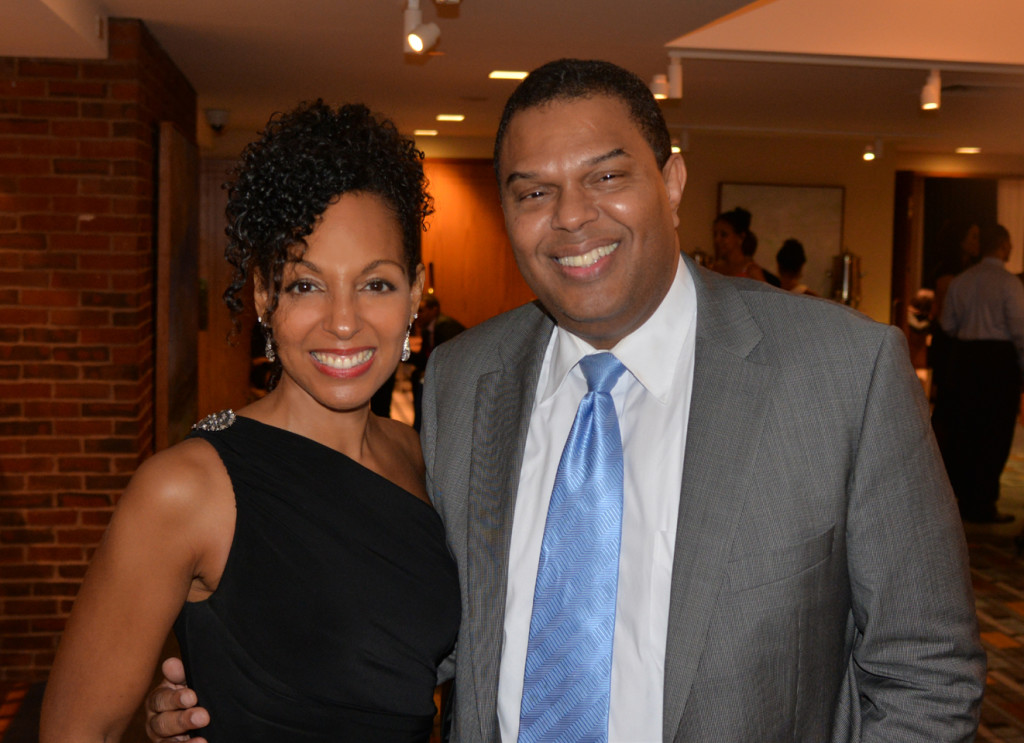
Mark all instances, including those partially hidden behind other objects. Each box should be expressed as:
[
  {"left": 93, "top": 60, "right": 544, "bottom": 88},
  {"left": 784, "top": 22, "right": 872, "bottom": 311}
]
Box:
[{"left": 579, "top": 353, "right": 626, "bottom": 395}]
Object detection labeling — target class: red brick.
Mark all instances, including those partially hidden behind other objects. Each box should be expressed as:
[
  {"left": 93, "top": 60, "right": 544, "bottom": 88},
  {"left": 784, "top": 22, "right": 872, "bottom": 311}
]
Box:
[
  {"left": 0, "top": 79, "right": 46, "bottom": 97},
  {"left": 51, "top": 120, "right": 110, "bottom": 138},
  {"left": 0, "top": 564, "right": 53, "bottom": 580},
  {"left": 57, "top": 493, "right": 111, "bottom": 508},
  {"left": 0, "top": 528, "right": 54, "bottom": 544},
  {"left": 20, "top": 100, "right": 79, "bottom": 118},
  {"left": 49, "top": 309, "right": 110, "bottom": 326},
  {"left": 0, "top": 584, "right": 31, "bottom": 597},
  {"left": 25, "top": 436, "right": 81, "bottom": 452},
  {"left": 25, "top": 510, "right": 77, "bottom": 527},
  {"left": 17, "top": 176, "right": 78, "bottom": 195},
  {"left": 22, "top": 328, "right": 77, "bottom": 344},
  {"left": 57, "top": 457, "right": 109, "bottom": 473},
  {"left": 4, "top": 599, "right": 59, "bottom": 615},
  {"left": 51, "top": 272, "right": 109, "bottom": 290},
  {"left": 80, "top": 511, "right": 112, "bottom": 527},
  {"left": 20, "top": 289, "right": 80, "bottom": 307},
  {"left": 0, "top": 232, "right": 45, "bottom": 249},
  {"left": 0, "top": 420, "right": 52, "bottom": 436},
  {"left": 21, "top": 252, "right": 76, "bottom": 270},
  {"left": 18, "top": 61, "right": 79, "bottom": 78},
  {"left": 20, "top": 214, "right": 79, "bottom": 232},
  {"left": 55, "top": 528, "right": 106, "bottom": 545},
  {"left": 25, "top": 474, "right": 82, "bottom": 490},
  {"left": 0, "top": 194, "right": 50, "bottom": 211},
  {"left": 0, "top": 157, "right": 49, "bottom": 176},
  {"left": 31, "top": 617, "right": 67, "bottom": 633},
  {"left": 21, "top": 364, "right": 80, "bottom": 380},
  {"left": 48, "top": 80, "right": 106, "bottom": 98},
  {"left": 24, "top": 548, "right": 82, "bottom": 564},
  {"left": 0, "top": 307, "right": 48, "bottom": 324},
  {"left": 0, "top": 120, "right": 48, "bottom": 137},
  {"left": 0, "top": 458, "right": 54, "bottom": 474},
  {"left": 84, "top": 474, "right": 131, "bottom": 490},
  {"left": 57, "top": 564, "right": 88, "bottom": 579},
  {"left": 53, "top": 159, "right": 109, "bottom": 176},
  {"left": 53, "top": 420, "right": 111, "bottom": 436}
]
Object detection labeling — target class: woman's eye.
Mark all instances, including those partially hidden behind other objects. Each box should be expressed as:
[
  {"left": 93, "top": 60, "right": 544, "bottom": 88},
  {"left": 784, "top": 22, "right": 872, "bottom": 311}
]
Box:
[
  {"left": 365, "top": 278, "right": 396, "bottom": 292},
  {"left": 285, "top": 279, "right": 317, "bottom": 294}
]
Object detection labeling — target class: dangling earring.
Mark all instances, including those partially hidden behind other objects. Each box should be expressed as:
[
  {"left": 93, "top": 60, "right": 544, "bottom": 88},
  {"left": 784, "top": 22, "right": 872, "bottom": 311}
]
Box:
[
  {"left": 261, "top": 320, "right": 276, "bottom": 363},
  {"left": 401, "top": 313, "right": 417, "bottom": 363}
]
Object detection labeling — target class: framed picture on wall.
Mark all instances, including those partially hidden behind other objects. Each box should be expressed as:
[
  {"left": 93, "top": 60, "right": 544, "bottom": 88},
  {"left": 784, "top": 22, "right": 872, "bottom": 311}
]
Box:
[{"left": 718, "top": 182, "right": 845, "bottom": 298}]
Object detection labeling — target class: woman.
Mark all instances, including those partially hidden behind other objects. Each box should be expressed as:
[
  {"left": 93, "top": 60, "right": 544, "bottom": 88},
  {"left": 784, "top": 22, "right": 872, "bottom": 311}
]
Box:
[
  {"left": 712, "top": 207, "right": 781, "bottom": 286},
  {"left": 40, "top": 101, "right": 460, "bottom": 742}
]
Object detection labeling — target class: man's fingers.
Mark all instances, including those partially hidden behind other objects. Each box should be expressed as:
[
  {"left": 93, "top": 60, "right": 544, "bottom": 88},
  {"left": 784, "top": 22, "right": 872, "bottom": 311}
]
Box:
[
  {"left": 160, "top": 657, "right": 187, "bottom": 685},
  {"left": 147, "top": 686, "right": 197, "bottom": 714},
  {"left": 147, "top": 707, "right": 210, "bottom": 741}
]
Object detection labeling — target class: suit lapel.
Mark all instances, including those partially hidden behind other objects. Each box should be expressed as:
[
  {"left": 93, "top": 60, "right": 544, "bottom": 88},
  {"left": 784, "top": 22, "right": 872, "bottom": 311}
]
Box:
[
  {"left": 662, "top": 265, "right": 777, "bottom": 741},
  {"left": 465, "top": 305, "right": 553, "bottom": 739}
]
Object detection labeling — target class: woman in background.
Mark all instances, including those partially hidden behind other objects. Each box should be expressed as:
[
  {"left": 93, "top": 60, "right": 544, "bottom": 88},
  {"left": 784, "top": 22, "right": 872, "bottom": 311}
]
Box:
[
  {"left": 40, "top": 100, "right": 460, "bottom": 743},
  {"left": 712, "top": 206, "right": 780, "bottom": 286}
]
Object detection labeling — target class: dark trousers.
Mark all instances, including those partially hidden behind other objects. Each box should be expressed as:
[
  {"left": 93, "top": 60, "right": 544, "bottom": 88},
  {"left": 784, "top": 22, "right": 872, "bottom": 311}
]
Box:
[{"left": 940, "top": 340, "right": 1021, "bottom": 518}]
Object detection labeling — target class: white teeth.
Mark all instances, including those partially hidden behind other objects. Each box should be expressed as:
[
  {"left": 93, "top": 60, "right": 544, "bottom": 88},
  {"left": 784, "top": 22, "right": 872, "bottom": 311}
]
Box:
[
  {"left": 311, "top": 349, "right": 374, "bottom": 369},
  {"left": 556, "top": 242, "right": 619, "bottom": 268}
]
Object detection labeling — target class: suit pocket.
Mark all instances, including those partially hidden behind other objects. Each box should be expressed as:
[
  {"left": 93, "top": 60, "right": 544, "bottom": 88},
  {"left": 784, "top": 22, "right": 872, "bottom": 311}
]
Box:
[{"left": 726, "top": 526, "right": 834, "bottom": 593}]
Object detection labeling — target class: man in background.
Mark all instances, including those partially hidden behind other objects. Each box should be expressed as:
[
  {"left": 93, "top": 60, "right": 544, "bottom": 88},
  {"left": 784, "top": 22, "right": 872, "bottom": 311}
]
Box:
[
  {"left": 409, "top": 295, "right": 465, "bottom": 431},
  {"left": 941, "top": 223, "right": 1024, "bottom": 524}
]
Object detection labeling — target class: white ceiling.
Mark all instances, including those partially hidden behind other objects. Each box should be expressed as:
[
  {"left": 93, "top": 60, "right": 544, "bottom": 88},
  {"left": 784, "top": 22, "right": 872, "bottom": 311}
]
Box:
[{"left": 3, "top": 0, "right": 1023, "bottom": 159}]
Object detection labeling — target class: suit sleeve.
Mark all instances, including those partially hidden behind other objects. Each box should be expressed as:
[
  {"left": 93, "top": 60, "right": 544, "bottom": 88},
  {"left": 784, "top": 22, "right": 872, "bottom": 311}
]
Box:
[{"left": 846, "top": 326, "right": 985, "bottom": 741}]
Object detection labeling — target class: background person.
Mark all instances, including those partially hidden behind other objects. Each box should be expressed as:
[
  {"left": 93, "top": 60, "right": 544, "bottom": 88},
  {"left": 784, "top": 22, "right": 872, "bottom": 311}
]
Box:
[
  {"left": 775, "top": 238, "right": 818, "bottom": 296},
  {"left": 941, "top": 223, "right": 1024, "bottom": 524},
  {"left": 711, "top": 207, "right": 780, "bottom": 286},
  {"left": 408, "top": 295, "right": 465, "bottom": 432}
]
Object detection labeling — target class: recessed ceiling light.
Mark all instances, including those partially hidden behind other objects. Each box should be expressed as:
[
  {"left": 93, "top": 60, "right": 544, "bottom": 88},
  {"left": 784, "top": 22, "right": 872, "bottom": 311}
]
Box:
[
  {"left": 489, "top": 70, "right": 528, "bottom": 80},
  {"left": 436, "top": 114, "right": 465, "bottom": 122},
  {"left": 414, "top": 129, "right": 438, "bottom": 137},
  {"left": 956, "top": 147, "right": 981, "bottom": 154}
]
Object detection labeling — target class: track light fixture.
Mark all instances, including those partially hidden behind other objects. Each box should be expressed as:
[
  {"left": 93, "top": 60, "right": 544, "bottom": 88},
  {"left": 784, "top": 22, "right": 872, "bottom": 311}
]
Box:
[
  {"left": 920, "top": 69, "right": 941, "bottom": 110},
  {"left": 405, "top": 0, "right": 439, "bottom": 54},
  {"left": 650, "top": 54, "right": 683, "bottom": 100},
  {"left": 862, "top": 139, "right": 883, "bottom": 162}
]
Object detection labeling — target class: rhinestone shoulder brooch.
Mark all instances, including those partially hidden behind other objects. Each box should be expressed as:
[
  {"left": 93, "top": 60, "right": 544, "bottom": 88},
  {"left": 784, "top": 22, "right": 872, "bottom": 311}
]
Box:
[{"left": 192, "top": 409, "right": 237, "bottom": 432}]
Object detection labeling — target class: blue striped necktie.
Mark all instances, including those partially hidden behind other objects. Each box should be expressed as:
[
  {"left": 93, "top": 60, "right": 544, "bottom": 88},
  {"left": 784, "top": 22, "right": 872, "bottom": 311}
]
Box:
[{"left": 519, "top": 352, "right": 627, "bottom": 743}]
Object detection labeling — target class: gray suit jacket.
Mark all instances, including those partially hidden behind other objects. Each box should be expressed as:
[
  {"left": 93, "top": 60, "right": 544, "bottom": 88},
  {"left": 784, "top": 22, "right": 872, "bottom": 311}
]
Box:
[{"left": 422, "top": 258, "right": 985, "bottom": 742}]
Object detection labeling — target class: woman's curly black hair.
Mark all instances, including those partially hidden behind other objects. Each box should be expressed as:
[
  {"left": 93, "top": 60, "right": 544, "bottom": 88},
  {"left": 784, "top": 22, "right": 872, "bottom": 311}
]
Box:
[{"left": 222, "top": 100, "right": 432, "bottom": 327}]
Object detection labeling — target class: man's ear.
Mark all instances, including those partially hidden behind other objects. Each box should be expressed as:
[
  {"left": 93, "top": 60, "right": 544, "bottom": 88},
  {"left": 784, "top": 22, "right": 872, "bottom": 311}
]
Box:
[{"left": 662, "top": 153, "right": 687, "bottom": 229}]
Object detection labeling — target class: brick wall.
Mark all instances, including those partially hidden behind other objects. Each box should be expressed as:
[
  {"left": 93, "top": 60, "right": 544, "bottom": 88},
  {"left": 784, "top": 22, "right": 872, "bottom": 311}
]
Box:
[{"left": 0, "top": 19, "right": 196, "bottom": 682}]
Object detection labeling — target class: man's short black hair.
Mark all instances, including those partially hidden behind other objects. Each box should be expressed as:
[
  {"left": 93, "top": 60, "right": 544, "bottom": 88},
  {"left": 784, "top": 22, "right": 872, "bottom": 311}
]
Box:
[{"left": 493, "top": 58, "right": 672, "bottom": 184}]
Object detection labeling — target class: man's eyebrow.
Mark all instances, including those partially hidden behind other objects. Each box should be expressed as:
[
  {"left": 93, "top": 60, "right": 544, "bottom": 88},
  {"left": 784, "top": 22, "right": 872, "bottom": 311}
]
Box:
[{"left": 504, "top": 148, "right": 629, "bottom": 188}]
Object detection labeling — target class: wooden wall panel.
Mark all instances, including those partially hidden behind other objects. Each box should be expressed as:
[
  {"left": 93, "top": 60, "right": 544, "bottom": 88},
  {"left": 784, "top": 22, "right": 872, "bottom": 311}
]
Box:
[{"left": 422, "top": 159, "right": 535, "bottom": 328}]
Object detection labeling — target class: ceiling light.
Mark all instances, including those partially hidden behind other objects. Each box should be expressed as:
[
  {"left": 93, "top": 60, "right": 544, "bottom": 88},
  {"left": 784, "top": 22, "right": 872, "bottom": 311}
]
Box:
[
  {"left": 956, "top": 147, "right": 982, "bottom": 154},
  {"left": 404, "top": 0, "right": 439, "bottom": 54},
  {"left": 650, "top": 74, "right": 668, "bottom": 100},
  {"left": 862, "top": 144, "right": 876, "bottom": 162},
  {"left": 436, "top": 114, "right": 464, "bottom": 122},
  {"left": 920, "top": 69, "right": 941, "bottom": 110},
  {"left": 489, "top": 70, "right": 529, "bottom": 80},
  {"left": 667, "top": 55, "right": 683, "bottom": 100},
  {"left": 414, "top": 129, "right": 438, "bottom": 137}
]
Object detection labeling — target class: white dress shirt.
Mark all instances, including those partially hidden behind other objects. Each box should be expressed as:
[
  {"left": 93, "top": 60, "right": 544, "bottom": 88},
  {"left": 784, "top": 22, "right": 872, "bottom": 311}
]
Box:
[{"left": 497, "top": 258, "right": 697, "bottom": 742}]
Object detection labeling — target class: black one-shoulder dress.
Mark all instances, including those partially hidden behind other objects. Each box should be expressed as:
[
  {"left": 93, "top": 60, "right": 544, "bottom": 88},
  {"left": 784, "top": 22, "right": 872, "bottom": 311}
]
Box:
[{"left": 173, "top": 412, "right": 460, "bottom": 742}]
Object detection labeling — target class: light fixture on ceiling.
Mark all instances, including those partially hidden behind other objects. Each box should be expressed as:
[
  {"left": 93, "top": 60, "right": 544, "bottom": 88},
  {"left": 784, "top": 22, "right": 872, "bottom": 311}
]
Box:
[
  {"left": 920, "top": 69, "right": 941, "bottom": 110},
  {"left": 414, "top": 129, "right": 438, "bottom": 137},
  {"left": 650, "top": 55, "right": 683, "bottom": 101},
  {"left": 489, "top": 70, "right": 529, "bottom": 80},
  {"left": 204, "top": 108, "right": 229, "bottom": 134},
  {"left": 650, "top": 74, "right": 668, "bottom": 100},
  {"left": 671, "top": 130, "right": 689, "bottom": 154},
  {"left": 436, "top": 114, "right": 464, "bottom": 122},
  {"left": 862, "top": 139, "right": 883, "bottom": 162},
  {"left": 956, "top": 146, "right": 982, "bottom": 154},
  {"left": 405, "top": 0, "right": 440, "bottom": 54}
]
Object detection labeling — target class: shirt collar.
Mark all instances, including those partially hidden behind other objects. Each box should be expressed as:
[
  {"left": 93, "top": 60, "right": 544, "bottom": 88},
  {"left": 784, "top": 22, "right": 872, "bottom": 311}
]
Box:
[{"left": 541, "top": 257, "right": 695, "bottom": 405}]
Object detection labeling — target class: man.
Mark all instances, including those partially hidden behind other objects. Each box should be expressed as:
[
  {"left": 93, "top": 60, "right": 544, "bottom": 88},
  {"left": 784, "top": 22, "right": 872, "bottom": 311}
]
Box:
[
  {"left": 147, "top": 59, "right": 984, "bottom": 742},
  {"left": 409, "top": 294, "right": 465, "bottom": 430},
  {"left": 940, "top": 223, "right": 1024, "bottom": 524}
]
